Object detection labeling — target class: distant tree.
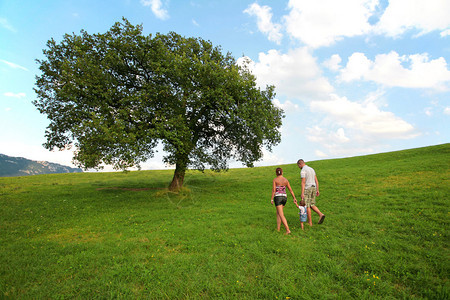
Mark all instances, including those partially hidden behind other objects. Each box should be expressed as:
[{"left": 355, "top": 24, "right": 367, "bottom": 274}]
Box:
[{"left": 34, "top": 18, "right": 283, "bottom": 191}]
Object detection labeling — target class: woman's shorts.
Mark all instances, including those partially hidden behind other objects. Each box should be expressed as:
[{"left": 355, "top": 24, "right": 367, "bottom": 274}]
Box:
[{"left": 274, "top": 196, "right": 287, "bottom": 206}]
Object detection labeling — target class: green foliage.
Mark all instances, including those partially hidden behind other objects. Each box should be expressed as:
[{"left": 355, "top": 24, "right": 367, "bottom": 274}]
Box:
[
  {"left": 33, "top": 18, "right": 283, "bottom": 190},
  {"left": 0, "top": 144, "right": 448, "bottom": 298}
]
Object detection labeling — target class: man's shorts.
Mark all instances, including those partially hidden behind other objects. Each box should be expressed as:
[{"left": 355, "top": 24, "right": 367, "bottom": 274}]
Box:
[
  {"left": 274, "top": 196, "right": 287, "bottom": 206},
  {"left": 304, "top": 187, "right": 316, "bottom": 207}
]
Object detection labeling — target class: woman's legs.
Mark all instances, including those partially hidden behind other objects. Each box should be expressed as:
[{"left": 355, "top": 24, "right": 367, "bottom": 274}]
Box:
[
  {"left": 276, "top": 205, "right": 290, "bottom": 234},
  {"left": 276, "top": 211, "right": 282, "bottom": 231}
]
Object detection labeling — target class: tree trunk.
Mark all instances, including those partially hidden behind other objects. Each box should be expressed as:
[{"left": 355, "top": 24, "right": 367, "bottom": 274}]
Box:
[{"left": 168, "top": 162, "right": 186, "bottom": 191}]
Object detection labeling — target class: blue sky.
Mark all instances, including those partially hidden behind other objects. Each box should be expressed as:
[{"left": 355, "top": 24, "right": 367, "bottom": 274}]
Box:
[{"left": 1, "top": 0, "right": 449, "bottom": 170}]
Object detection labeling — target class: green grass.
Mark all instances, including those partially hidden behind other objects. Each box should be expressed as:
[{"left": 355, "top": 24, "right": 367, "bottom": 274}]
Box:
[{"left": 1, "top": 144, "right": 448, "bottom": 299}]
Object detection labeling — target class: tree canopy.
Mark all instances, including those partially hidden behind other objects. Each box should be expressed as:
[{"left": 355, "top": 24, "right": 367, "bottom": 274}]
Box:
[{"left": 34, "top": 18, "right": 283, "bottom": 190}]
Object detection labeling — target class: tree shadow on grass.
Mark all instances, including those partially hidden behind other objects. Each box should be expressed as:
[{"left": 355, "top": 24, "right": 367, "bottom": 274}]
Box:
[
  {"left": 96, "top": 187, "right": 165, "bottom": 191},
  {"left": 95, "top": 185, "right": 196, "bottom": 209}
]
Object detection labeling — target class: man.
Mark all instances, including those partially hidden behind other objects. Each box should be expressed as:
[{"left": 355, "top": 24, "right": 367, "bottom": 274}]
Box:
[{"left": 297, "top": 159, "right": 325, "bottom": 225}]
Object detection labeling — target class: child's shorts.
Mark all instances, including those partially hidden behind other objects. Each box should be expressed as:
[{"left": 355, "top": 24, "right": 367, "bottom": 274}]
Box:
[{"left": 300, "top": 213, "right": 307, "bottom": 222}]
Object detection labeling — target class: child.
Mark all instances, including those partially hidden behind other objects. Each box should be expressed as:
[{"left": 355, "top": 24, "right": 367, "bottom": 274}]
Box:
[{"left": 297, "top": 200, "right": 308, "bottom": 230}]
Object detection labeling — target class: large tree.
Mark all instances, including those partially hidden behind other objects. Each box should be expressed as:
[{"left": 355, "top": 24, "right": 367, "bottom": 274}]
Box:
[{"left": 34, "top": 19, "right": 283, "bottom": 191}]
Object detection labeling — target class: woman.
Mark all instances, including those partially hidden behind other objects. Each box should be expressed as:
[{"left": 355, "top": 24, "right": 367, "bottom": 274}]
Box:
[{"left": 271, "top": 167, "right": 297, "bottom": 234}]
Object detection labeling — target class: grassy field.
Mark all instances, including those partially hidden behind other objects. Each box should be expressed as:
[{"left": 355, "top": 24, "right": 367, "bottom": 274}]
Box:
[{"left": 0, "top": 144, "right": 448, "bottom": 299}]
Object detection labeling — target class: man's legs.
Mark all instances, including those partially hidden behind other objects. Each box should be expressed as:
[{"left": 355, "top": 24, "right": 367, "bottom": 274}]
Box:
[
  {"left": 311, "top": 205, "right": 323, "bottom": 216},
  {"left": 307, "top": 206, "right": 313, "bottom": 226},
  {"left": 311, "top": 205, "right": 325, "bottom": 224},
  {"left": 306, "top": 187, "right": 325, "bottom": 224},
  {"left": 305, "top": 187, "right": 316, "bottom": 226}
]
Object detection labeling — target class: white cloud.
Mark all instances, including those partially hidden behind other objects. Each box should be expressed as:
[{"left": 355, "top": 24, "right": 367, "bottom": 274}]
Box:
[
  {"left": 239, "top": 1, "right": 448, "bottom": 162},
  {"left": 0, "top": 18, "right": 16, "bottom": 32},
  {"left": 4, "top": 92, "right": 26, "bottom": 99},
  {"left": 283, "top": 0, "right": 377, "bottom": 48},
  {"left": 307, "top": 126, "right": 349, "bottom": 144},
  {"left": 339, "top": 51, "right": 450, "bottom": 90},
  {"left": 374, "top": 0, "right": 450, "bottom": 37},
  {"left": 306, "top": 125, "right": 379, "bottom": 158},
  {"left": 338, "top": 52, "right": 371, "bottom": 81},
  {"left": 334, "top": 128, "right": 350, "bottom": 142},
  {"left": 140, "top": 0, "right": 169, "bottom": 20},
  {"left": 323, "top": 54, "right": 342, "bottom": 71},
  {"left": 254, "top": 148, "right": 286, "bottom": 167},
  {"left": 315, "top": 149, "right": 328, "bottom": 158},
  {"left": 305, "top": 125, "right": 326, "bottom": 143},
  {"left": 0, "top": 59, "right": 28, "bottom": 71},
  {"left": 273, "top": 99, "right": 300, "bottom": 112},
  {"left": 238, "top": 48, "right": 333, "bottom": 100},
  {"left": 244, "top": 3, "right": 283, "bottom": 44},
  {"left": 138, "top": 159, "right": 173, "bottom": 170},
  {"left": 247, "top": 1, "right": 450, "bottom": 48},
  {"left": 310, "top": 94, "right": 418, "bottom": 139},
  {"left": 444, "top": 107, "right": 450, "bottom": 115}
]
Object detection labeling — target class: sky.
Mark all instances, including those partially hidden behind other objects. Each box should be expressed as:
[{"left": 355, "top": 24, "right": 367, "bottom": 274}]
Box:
[{"left": 1, "top": 0, "right": 449, "bottom": 171}]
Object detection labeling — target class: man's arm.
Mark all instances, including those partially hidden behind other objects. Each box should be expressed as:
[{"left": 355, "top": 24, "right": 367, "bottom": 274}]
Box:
[
  {"left": 301, "top": 177, "right": 306, "bottom": 200},
  {"left": 315, "top": 175, "right": 320, "bottom": 196}
]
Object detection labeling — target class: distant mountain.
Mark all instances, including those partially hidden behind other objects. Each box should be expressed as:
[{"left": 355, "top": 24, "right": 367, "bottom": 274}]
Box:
[{"left": 0, "top": 154, "right": 83, "bottom": 177}]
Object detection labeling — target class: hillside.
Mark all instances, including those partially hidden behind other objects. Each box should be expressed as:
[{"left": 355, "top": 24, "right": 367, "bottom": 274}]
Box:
[
  {"left": 0, "top": 153, "right": 82, "bottom": 177},
  {"left": 0, "top": 144, "right": 448, "bottom": 299}
]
